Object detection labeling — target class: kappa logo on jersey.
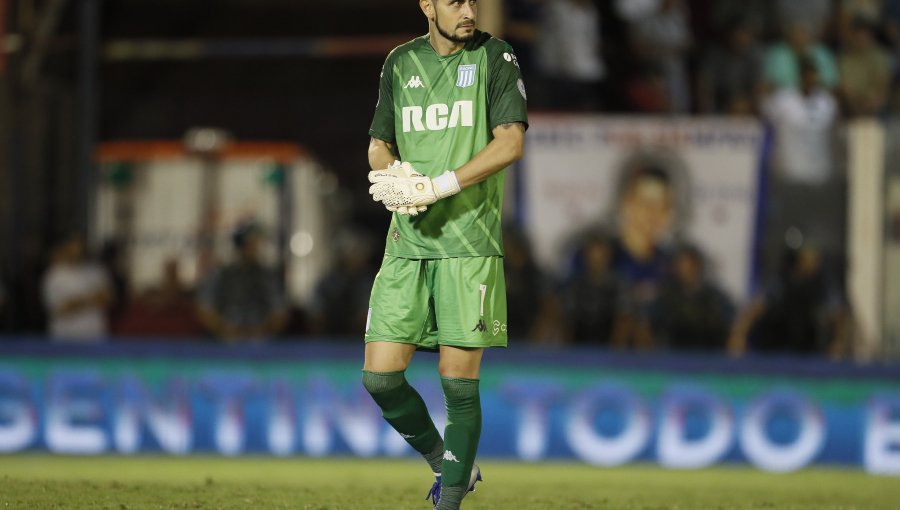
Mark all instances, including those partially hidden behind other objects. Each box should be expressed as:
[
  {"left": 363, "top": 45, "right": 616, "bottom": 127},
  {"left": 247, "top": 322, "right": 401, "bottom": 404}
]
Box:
[
  {"left": 402, "top": 101, "right": 474, "bottom": 133},
  {"left": 403, "top": 75, "right": 424, "bottom": 89},
  {"left": 471, "top": 319, "right": 487, "bottom": 332},
  {"left": 443, "top": 450, "right": 460, "bottom": 463}
]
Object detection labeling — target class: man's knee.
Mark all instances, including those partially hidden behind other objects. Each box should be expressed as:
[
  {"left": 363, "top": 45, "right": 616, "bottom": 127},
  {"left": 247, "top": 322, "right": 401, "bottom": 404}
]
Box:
[
  {"left": 437, "top": 346, "right": 484, "bottom": 379},
  {"left": 364, "top": 341, "right": 416, "bottom": 373},
  {"left": 361, "top": 369, "right": 406, "bottom": 396}
]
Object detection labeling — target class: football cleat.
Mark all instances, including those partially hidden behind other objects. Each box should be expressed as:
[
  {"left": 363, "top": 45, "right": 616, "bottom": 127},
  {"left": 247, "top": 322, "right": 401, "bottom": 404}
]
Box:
[{"left": 425, "top": 465, "right": 482, "bottom": 509}]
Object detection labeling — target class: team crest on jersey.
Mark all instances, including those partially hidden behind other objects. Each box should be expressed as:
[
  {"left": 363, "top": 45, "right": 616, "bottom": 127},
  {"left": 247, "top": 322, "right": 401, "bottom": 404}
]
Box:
[{"left": 456, "top": 64, "right": 476, "bottom": 88}]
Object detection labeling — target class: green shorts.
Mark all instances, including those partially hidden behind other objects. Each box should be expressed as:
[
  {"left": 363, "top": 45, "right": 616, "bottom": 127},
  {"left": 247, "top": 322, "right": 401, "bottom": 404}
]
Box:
[{"left": 365, "top": 255, "right": 508, "bottom": 350}]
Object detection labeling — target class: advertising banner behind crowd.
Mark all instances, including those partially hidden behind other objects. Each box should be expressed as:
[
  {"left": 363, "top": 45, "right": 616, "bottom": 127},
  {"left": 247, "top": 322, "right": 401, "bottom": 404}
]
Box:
[
  {"left": 521, "top": 116, "right": 765, "bottom": 300},
  {"left": 0, "top": 343, "right": 897, "bottom": 475}
]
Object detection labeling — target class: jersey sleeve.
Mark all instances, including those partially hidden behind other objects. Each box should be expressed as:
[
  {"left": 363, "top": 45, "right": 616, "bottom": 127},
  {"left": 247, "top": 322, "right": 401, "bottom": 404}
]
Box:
[
  {"left": 369, "top": 52, "right": 397, "bottom": 143},
  {"left": 487, "top": 40, "right": 529, "bottom": 131}
]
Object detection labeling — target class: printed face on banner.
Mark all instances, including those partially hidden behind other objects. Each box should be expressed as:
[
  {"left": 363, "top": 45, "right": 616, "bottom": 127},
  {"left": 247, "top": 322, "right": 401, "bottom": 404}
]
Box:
[{"left": 521, "top": 117, "right": 763, "bottom": 301}]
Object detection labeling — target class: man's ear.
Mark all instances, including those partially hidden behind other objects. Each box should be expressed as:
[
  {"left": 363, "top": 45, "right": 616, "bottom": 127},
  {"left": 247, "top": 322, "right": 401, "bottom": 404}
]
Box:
[{"left": 420, "top": 0, "right": 433, "bottom": 21}]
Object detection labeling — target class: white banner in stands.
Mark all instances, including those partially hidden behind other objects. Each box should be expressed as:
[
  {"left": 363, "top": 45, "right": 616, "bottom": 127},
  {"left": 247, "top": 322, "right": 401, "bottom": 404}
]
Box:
[{"left": 521, "top": 116, "right": 765, "bottom": 301}]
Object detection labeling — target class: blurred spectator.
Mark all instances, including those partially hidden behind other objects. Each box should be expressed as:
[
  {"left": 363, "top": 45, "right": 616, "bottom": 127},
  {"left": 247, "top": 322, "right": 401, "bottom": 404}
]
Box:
[
  {"left": 626, "top": 0, "right": 693, "bottom": 113},
  {"left": 197, "top": 221, "right": 287, "bottom": 342},
  {"left": 775, "top": 0, "right": 835, "bottom": 39},
  {"left": 708, "top": 0, "right": 775, "bottom": 40},
  {"left": 697, "top": 16, "right": 765, "bottom": 115},
  {"left": 100, "top": 240, "right": 129, "bottom": 329},
  {"left": 729, "top": 245, "right": 851, "bottom": 357},
  {"left": 626, "top": 63, "right": 673, "bottom": 113},
  {"left": 609, "top": 165, "right": 676, "bottom": 349},
  {"left": 537, "top": 0, "right": 606, "bottom": 110},
  {"left": 503, "top": 227, "right": 547, "bottom": 340},
  {"left": 42, "top": 233, "right": 113, "bottom": 341},
  {"left": 838, "top": 0, "right": 883, "bottom": 41},
  {"left": 559, "top": 230, "right": 624, "bottom": 345},
  {"left": 654, "top": 244, "right": 734, "bottom": 351},
  {"left": 310, "top": 229, "right": 375, "bottom": 337},
  {"left": 503, "top": 0, "right": 542, "bottom": 81},
  {"left": 838, "top": 17, "right": 891, "bottom": 117},
  {"left": 763, "top": 57, "right": 839, "bottom": 184},
  {"left": 764, "top": 22, "right": 839, "bottom": 90},
  {"left": 762, "top": 57, "right": 842, "bottom": 266},
  {"left": 115, "top": 258, "right": 203, "bottom": 338}
]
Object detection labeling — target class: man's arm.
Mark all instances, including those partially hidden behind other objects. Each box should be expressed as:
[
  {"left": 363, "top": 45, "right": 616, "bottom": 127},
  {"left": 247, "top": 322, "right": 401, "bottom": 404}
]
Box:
[
  {"left": 367, "top": 123, "right": 525, "bottom": 212},
  {"left": 454, "top": 122, "right": 526, "bottom": 189},
  {"left": 368, "top": 137, "right": 397, "bottom": 171}
]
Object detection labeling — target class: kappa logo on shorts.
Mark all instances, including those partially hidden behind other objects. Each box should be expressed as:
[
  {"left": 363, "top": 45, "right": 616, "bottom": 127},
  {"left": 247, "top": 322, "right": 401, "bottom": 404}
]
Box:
[{"left": 471, "top": 319, "right": 486, "bottom": 332}]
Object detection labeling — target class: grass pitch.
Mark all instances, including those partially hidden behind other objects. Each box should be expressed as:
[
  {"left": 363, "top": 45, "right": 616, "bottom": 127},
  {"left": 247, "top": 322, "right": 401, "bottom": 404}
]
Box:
[{"left": 0, "top": 455, "right": 897, "bottom": 510}]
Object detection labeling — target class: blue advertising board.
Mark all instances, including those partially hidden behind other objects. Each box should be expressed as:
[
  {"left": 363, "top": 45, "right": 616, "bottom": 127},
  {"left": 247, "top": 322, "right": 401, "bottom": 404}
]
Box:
[{"left": 0, "top": 341, "right": 898, "bottom": 475}]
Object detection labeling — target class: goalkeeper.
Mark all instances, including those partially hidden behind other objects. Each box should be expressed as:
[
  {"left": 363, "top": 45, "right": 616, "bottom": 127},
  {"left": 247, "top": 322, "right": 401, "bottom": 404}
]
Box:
[{"left": 361, "top": 1, "right": 527, "bottom": 509}]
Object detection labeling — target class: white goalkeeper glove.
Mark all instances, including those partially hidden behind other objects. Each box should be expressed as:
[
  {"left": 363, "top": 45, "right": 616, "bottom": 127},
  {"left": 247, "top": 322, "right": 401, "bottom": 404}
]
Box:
[
  {"left": 367, "top": 161, "right": 427, "bottom": 215},
  {"left": 368, "top": 161, "right": 461, "bottom": 216}
]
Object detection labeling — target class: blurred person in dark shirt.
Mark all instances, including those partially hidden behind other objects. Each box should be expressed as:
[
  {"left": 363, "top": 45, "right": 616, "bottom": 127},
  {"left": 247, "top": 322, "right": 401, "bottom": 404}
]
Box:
[
  {"left": 697, "top": 16, "right": 765, "bottom": 115},
  {"left": 608, "top": 162, "right": 678, "bottom": 350},
  {"left": 655, "top": 244, "right": 734, "bottom": 351},
  {"left": 115, "top": 258, "right": 203, "bottom": 338},
  {"left": 560, "top": 230, "right": 624, "bottom": 346},
  {"left": 311, "top": 229, "right": 376, "bottom": 338},
  {"left": 197, "top": 221, "right": 287, "bottom": 342},
  {"left": 503, "top": 227, "right": 548, "bottom": 341},
  {"left": 729, "top": 244, "right": 851, "bottom": 357}
]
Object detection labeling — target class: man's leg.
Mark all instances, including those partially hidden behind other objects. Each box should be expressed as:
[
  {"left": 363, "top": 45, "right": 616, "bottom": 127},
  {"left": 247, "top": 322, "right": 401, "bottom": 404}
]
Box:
[
  {"left": 362, "top": 341, "right": 444, "bottom": 475},
  {"left": 435, "top": 345, "right": 484, "bottom": 510}
]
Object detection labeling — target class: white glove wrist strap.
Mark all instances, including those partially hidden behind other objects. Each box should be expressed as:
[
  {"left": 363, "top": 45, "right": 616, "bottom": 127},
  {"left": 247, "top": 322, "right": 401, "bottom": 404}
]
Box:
[{"left": 432, "top": 170, "right": 461, "bottom": 199}]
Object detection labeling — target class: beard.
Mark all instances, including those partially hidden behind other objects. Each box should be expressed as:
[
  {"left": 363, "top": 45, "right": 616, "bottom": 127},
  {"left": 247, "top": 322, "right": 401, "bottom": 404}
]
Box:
[{"left": 434, "top": 11, "right": 476, "bottom": 43}]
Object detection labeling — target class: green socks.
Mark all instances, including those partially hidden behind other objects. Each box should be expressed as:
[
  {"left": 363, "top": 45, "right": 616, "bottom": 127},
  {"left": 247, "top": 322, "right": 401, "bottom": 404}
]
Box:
[
  {"left": 437, "top": 377, "right": 481, "bottom": 510},
  {"left": 362, "top": 372, "right": 482, "bottom": 509},
  {"left": 361, "top": 370, "right": 443, "bottom": 473}
]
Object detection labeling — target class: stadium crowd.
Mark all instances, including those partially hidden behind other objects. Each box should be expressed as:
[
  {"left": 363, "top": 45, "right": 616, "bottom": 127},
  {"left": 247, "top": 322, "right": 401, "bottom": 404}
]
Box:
[{"left": 1, "top": 0, "right": 888, "bottom": 359}]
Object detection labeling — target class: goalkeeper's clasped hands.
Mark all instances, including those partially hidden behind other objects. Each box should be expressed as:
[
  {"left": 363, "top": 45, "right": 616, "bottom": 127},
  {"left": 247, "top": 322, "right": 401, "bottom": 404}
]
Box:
[{"left": 368, "top": 161, "right": 461, "bottom": 216}]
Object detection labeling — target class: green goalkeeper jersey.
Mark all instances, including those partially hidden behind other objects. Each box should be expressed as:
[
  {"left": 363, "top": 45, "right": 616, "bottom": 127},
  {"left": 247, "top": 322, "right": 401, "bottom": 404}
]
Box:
[{"left": 369, "top": 31, "right": 528, "bottom": 259}]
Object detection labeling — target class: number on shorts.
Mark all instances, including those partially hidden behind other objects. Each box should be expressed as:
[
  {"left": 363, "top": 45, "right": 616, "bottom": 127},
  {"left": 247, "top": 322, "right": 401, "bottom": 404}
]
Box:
[{"left": 479, "top": 284, "right": 487, "bottom": 317}]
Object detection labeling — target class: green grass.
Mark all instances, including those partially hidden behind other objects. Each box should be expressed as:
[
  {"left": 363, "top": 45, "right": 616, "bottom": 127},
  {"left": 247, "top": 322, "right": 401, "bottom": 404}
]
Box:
[{"left": 0, "top": 455, "right": 898, "bottom": 509}]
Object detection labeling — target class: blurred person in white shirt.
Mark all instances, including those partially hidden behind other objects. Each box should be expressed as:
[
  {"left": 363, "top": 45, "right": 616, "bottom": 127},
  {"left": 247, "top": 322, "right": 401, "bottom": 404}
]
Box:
[
  {"left": 761, "top": 57, "right": 844, "bottom": 276},
  {"left": 538, "top": 0, "right": 606, "bottom": 110},
  {"left": 42, "top": 234, "right": 112, "bottom": 341},
  {"left": 762, "top": 57, "right": 838, "bottom": 186}
]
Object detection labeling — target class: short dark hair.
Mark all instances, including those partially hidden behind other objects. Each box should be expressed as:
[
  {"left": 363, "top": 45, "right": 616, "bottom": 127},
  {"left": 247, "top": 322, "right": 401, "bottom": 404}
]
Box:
[{"left": 231, "top": 221, "right": 263, "bottom": 248}]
